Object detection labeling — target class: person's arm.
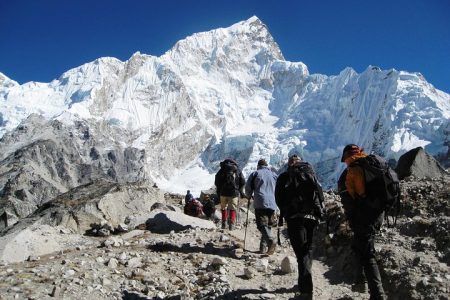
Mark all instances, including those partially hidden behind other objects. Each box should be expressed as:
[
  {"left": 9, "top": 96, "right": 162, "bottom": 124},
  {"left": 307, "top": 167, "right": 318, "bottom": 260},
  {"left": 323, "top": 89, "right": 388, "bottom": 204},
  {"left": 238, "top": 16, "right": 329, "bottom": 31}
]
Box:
[
  {"left": 238, "top": 171, "right": 246, "bottom": 197},
  {"left": 245, "top": 172, "right": 254, "bottom": 198},
  {"left": 275, "top": 174, "right": 286, "bottom": 217},
  {"left": 214, "top": 172, "right": 222, "bottom": 196}
]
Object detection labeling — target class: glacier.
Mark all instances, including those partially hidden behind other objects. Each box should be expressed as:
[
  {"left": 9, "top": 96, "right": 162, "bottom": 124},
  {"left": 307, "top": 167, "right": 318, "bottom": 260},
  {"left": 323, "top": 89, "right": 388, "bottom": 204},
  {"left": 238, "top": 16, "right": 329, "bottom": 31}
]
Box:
[{"left": 0, "top": 16, "right": 449, "bottom": 196}]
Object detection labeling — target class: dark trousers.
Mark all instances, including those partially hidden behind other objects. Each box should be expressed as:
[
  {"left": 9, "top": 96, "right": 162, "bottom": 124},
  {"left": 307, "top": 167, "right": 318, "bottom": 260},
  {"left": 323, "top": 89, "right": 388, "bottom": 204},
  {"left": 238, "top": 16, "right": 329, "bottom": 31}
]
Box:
[
  {"left": 286, "top": 217, "right": 316, "bottom": 294},
  {"left": 255, "top": 209, "right": 275, "bottom": 249},
  {"left": 352, "top": 225, "right": 386, "bottom": 300}
]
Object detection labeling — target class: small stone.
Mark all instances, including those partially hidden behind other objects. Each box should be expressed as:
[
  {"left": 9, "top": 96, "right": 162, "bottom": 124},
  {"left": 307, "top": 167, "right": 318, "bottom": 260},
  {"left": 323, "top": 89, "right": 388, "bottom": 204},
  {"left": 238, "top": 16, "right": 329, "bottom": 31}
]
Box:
[
  {"left": 108, "top": 258, "right": 118, "bottom": 269},
  {"left": 27, "top": 255, "right": 40, "bottom": 262},
  {"left": 64, "top": 269, "right": 76, "bottom": 277},
  {"left": 281, "top": 256, "right": 296, "bottom": 274},
  {"left": 243, "top": 267, "right": 255, "bottom": 279},
  {"left": 233, "top": 248, "right": 244, "bottom": 258},
  {"left": 96, "top": 257, "right": 105, "bottom": 264},
  {"left": 127, "top": 257, "right": 142, "bottom": 268},
  {"left": 254, "top": 258, "right": 269, "bottom": 272},
  {"left": 211, "top": 256, "right": 228, "bottom": 266},
  {"left": 102, "top": 278, "right": 112, "bottom": 286},
  {"left": 220, "top": 235, "right": 230, "bottom": 242}
]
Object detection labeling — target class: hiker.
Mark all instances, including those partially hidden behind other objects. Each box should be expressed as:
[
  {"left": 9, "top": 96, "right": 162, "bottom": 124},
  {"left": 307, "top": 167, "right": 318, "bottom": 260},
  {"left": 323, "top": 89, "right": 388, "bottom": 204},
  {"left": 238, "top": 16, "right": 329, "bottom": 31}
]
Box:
[
  {"left": 184, "top": 190, "right": 194, "bottom": 204},
  {"left": 245, "top": 158, "right": 278, "bottom": 255},
  {"left": 339, "top": 144, "right": 387, "bottom": 300},
  {"left": 184, "top": 198, "right": 204, "bottom": 218},
  {"left": 201, "top": 194, "right": 216, "bottom": 220},
  {"left": 275, "top": 154, "right": 324, "bottom": 300},
  {"left": 214, "top": 158, "right": 246, "bottom": 230}
]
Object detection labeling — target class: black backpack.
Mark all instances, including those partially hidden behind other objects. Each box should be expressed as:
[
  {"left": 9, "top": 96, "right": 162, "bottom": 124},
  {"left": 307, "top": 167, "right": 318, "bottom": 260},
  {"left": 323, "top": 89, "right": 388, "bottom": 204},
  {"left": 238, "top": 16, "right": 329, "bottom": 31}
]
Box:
[
  {"left": 351, "top": 154, "right": 401, "bottom": 226},
  {"left": 286, "top": 162, "right": 324, "bottom": 219},
  {"left": 219, "top": 160, "right": 239, "bottom": 195}
]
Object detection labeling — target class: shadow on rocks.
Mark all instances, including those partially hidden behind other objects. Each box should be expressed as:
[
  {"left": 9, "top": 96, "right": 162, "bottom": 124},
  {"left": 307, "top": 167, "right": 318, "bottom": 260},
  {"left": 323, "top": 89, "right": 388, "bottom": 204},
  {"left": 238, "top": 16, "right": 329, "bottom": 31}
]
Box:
[
  {"left": 214, "top": 286, "right": 298, "bottom": 300},
  {"left": 122, "top": 290, "right": 182, "bottom": 300},
  {"left": 148, "top": 241, "right": 237, "bottom": 258}
]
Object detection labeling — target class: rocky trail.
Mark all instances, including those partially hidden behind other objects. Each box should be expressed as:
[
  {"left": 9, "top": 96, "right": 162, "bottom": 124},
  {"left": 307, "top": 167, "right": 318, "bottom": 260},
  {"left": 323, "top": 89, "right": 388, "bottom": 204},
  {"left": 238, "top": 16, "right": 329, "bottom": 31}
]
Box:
[
  {"left": 0, "top": 209, "right": 363, "bottom": 300},
  {"left": 0, "top": 175, "right": 449, "bottom": 300}
]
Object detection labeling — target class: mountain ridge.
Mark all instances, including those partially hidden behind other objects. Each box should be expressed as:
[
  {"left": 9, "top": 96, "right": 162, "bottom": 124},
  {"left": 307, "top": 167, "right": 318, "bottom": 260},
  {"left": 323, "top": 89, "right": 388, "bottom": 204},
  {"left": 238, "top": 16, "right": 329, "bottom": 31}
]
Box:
[{"left": 0, "top": 16, "right": 449, "bottom": 196}]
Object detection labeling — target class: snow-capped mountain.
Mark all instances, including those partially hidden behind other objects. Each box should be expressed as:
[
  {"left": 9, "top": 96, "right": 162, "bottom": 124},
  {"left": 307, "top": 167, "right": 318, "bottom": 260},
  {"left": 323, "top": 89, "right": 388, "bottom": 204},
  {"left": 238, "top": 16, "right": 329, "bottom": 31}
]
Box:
[{"left": 1, "top": 16, "right": 449, "bottom": 198}]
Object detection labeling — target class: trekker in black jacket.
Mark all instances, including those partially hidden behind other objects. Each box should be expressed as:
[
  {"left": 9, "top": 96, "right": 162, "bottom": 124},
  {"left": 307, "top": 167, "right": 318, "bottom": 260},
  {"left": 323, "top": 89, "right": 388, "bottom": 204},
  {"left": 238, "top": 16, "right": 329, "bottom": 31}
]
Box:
[
  {"left": 275, "top": 154, "right": 324, "bottom": 300},
  {"left": 215, "top": 158, "right": 246, "bottom": 230}
]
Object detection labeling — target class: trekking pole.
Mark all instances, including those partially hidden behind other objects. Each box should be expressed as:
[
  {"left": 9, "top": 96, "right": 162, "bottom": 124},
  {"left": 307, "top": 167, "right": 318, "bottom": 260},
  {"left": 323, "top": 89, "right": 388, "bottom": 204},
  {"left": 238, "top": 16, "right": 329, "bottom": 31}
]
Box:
[
  {"left": 277, "top": 216, "right": 283, "bottom": 246},
  {"left": 243, "top": 197, "right": 251, "bottom": 252}
]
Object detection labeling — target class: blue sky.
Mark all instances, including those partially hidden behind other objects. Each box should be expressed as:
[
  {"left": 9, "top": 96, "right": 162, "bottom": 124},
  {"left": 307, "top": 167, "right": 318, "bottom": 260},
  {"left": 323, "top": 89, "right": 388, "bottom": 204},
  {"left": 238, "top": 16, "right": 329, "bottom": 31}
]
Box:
[{"left": 1, "top": 0, "right": 449, "bottom": 92}]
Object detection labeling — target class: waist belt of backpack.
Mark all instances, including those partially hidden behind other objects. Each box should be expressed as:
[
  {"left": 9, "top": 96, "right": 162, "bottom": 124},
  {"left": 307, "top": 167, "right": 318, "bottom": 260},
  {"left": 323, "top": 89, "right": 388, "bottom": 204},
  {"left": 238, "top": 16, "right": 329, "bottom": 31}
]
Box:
[{"left": 289, "top": 213, "right": 317, "bottom": 221}]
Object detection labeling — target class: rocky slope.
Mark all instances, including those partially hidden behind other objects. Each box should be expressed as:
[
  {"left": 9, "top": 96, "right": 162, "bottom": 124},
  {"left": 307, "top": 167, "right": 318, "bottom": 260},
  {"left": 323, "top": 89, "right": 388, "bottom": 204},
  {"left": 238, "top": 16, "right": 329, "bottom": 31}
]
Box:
[
  {"left": 0, "top": 171, "right": 448, "bottom": 300},
  {"left": 0, "top": 115, "right": 149, "bottom": 227}
]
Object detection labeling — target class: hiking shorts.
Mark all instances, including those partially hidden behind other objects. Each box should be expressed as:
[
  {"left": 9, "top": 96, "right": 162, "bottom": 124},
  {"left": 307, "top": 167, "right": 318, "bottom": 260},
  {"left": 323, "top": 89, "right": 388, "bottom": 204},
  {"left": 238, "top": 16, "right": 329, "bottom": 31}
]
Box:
[{"left": 220, "top": 196, "right": 238, "bottom": 210}]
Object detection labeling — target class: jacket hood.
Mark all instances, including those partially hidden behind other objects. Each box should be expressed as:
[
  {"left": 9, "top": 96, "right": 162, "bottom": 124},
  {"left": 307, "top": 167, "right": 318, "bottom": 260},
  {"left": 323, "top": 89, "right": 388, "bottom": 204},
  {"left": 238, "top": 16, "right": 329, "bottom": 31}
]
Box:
[{"left": 344, "top": 152, "right": 368, "bottom": 166}]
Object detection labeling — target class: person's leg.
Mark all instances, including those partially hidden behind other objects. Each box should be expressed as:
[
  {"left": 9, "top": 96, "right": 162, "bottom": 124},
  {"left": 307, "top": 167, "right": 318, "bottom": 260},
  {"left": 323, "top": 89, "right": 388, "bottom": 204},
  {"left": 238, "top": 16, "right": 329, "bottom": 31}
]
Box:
[
  {"left": 287, "top": 218, "right": 314, "bottom": 294},
  {"left": 220, "top": 196, "right": 228, "bottom": 229},
  {"left": 228, "top": 197, "right": 238, "bottom": 230},
  {"left": 265, "top": 209, "right": 276, "bottom": 254},
  {"left": 300, "top": 219, "right": 314, "bottom": 294},
  {"left": 255, "top": 209, "right": 274, "bottom": 253},
  {"left": 353, "top": 229, "right": 385, "bottom": 300}
]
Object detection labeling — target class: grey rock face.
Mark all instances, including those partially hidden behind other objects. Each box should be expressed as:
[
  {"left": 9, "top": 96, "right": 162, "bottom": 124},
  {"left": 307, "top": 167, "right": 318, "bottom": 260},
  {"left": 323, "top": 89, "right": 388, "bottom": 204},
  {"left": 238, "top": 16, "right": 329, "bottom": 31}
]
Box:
[
  {"left": 395, "top": 147, "right": 448, "bottom": 180},
  {"left": 0, "top": 115, "right": 149, "bottom": 223}
]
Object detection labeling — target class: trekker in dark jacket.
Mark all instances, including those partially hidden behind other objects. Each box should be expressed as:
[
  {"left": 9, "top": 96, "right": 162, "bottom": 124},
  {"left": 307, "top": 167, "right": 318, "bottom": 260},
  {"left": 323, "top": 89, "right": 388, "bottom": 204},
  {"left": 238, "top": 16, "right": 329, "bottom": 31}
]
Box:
[
  {"left": 214, "top": 158, "right": 246, "bottom": 230},
  {"left": 339, "top": 144, "right": 386, "bottom": 300},
  {"left": 245, "top": 159, "right": 278, "bottom": 255},
  {"left": 275, "top": 154, "right": 324, "bottom": 300},
  {"left": 184, "top": 190, "right": 194, "bottom": 204}
]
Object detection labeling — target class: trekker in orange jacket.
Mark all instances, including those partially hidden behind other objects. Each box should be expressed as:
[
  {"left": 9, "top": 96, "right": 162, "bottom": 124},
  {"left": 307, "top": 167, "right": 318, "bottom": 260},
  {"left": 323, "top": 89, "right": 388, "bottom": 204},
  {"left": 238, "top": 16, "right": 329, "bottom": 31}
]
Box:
[{"left": 340, "top": 144, "right": 386, "bottom": 300}]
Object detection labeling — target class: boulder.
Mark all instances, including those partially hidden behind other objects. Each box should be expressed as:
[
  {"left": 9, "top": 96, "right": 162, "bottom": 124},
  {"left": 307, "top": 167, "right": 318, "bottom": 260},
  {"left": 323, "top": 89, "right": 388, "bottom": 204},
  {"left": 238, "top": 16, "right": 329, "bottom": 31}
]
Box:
[
  {"left": 395, "top": 147, "right": 448, "bottom": 180},
  {"left": 0, "top": 181, "right": 164, "bottom": 263},
  {"left": 0, "top": 223, "right": 93, "bottom": 263}
]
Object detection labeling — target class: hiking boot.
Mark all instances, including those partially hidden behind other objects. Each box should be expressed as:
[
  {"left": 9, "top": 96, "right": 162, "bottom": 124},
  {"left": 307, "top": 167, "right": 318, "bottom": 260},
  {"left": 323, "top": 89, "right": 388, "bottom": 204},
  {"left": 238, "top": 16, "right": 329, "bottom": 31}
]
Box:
[
  {"left": 352, "top": 281, "right": 368, "bottom": 293},
  {"left": 266, "top": 240, "right": 276, "bottom": 255},
  {"left": 298, "top": 293, "right": 313, "bottom": 300},
  {"left": 259, "top": 241, "right": 268, "bottom": 254},
  {"left": 221, "top": 221, "right": 227, "bottom": 229},
  {"left": 295, "top": 292, "right": 313, "bottom": 300},
  {"left": 229, "top": 223, "right": 235, "bottom": 230}
]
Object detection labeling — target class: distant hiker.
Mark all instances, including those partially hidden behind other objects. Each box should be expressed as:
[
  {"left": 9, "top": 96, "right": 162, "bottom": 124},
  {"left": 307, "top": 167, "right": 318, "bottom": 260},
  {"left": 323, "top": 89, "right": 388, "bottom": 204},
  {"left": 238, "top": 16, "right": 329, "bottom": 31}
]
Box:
[
  {"left": 245, "top": 158, "right": 278, "bottom": 255},
  {"left": 201, "top": 194, "right": 216, "bottom": 220},
  {"left": 339, "top": 144, "right": 390, "bottom": 300},
  {"left": 185, "top": 190, "right": 194, "bottom": 204},
  {"left": 215, "top": 158, "right": 246, "bottom": 230},
  {"left": 275, "top": 154, "right": 324, "bottom": 300},
  {"left": 184, "top": 198, "right": 204, "bottom": 218}
]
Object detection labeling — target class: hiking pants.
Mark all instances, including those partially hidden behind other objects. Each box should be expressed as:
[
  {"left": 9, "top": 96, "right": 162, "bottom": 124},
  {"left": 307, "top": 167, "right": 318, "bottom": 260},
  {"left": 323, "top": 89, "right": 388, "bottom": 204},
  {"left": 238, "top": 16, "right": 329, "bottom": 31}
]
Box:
[
  {"left": 352, "top": 226, "right": 386, "bottom": 300},
  {"left": 220, "top": 196, "right": 238, "bottom": 225},
  {"left": 219, "top": 196, "right": 238, "bottom": 210},
  {"left": 286, "top": 217, "right": 316, "bottom": 294},
  {"left": 255, "top": 209, "right": 275, "bottom": 249}
]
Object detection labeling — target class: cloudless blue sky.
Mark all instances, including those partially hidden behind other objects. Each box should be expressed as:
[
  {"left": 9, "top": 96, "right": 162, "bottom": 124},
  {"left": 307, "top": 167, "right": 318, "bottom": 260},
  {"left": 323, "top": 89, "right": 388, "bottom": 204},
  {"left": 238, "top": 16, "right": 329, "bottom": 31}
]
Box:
[{"left": 1, "top": 0, "right": 449, "bottom": 92}]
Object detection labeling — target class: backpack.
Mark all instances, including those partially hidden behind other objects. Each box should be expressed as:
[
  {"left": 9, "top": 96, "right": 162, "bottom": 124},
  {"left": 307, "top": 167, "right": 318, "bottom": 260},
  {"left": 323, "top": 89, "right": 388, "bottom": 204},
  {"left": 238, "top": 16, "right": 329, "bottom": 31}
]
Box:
[
  {"left": 351, "top": 154, "right": 401, "bottom": 226},
  {"left": 285, "top": 161, "right": 324, "bottom": 220},
  {"left": 219, "top": 160, "right": 239, "bottom": 195}
]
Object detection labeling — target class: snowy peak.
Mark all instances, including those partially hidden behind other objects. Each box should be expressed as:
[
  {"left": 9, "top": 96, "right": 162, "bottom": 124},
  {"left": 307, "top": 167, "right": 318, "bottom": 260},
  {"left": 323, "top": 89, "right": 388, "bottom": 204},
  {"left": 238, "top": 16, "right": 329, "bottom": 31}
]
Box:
[
  {"left": 164, "top": 16, "right": 283, "bottom": 73},
  {"left": 0, "top": 17, "right": 449, "bottom": 195},
  {"left": 0, "top": 72, "right": 18, "bottom": 88}
]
